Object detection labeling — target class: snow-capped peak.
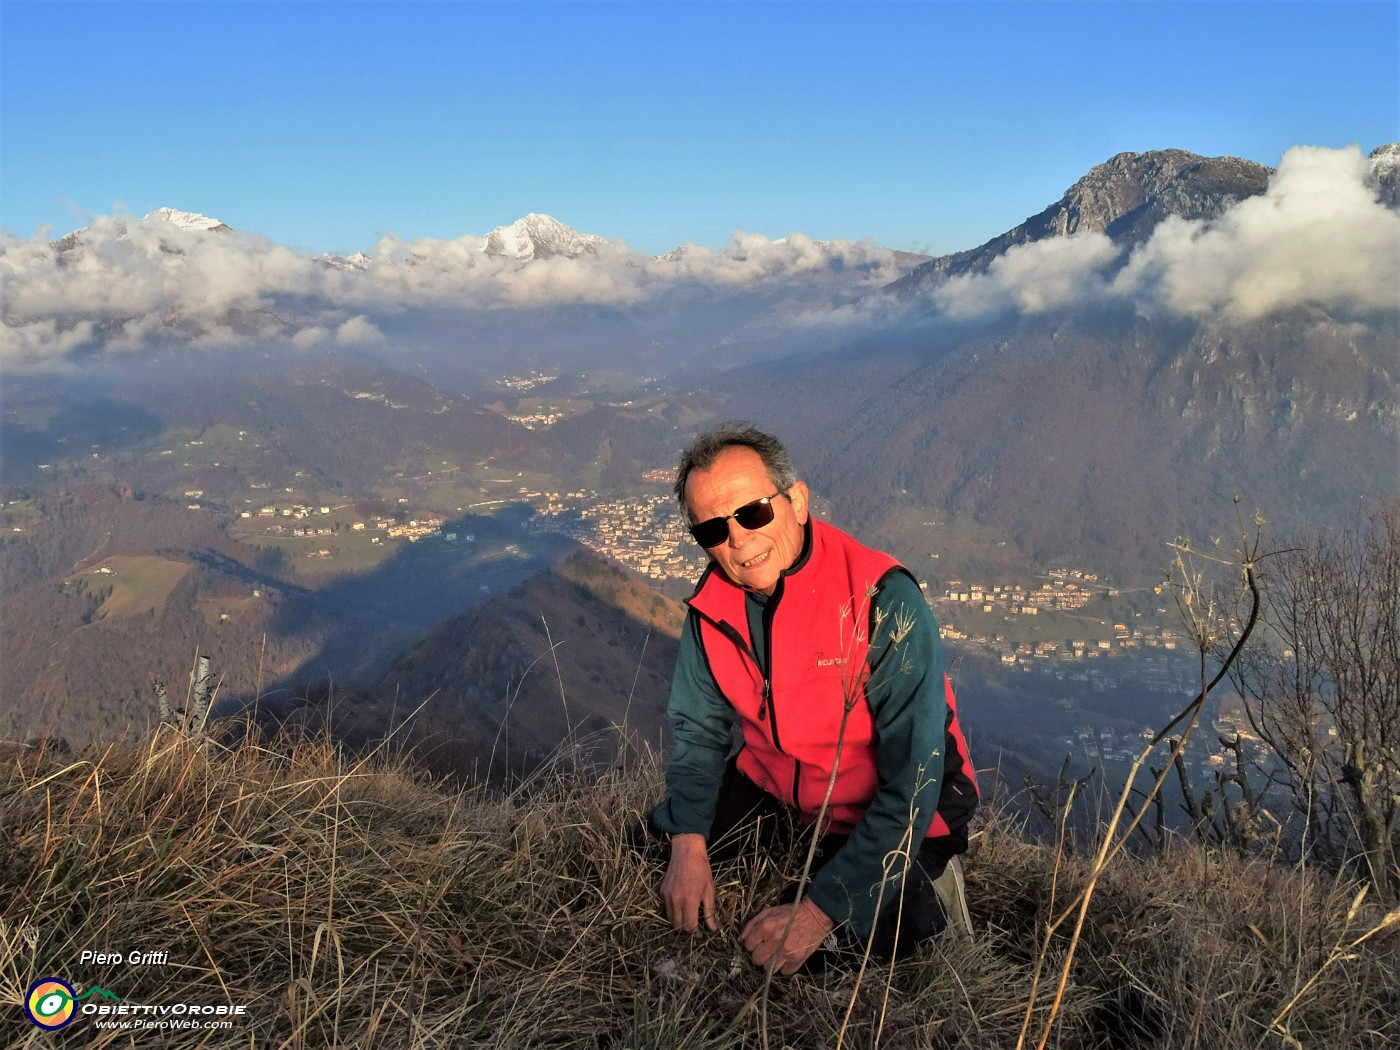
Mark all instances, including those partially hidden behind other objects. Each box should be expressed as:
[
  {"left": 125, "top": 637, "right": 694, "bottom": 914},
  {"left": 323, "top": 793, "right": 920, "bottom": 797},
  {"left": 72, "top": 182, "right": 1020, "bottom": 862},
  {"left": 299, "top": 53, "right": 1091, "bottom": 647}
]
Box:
[
  {"left": 144, "top": 208, "right": 232, "bottom": 234},
  {"left": 482, "top": 213, "right": 606, "bottom": 260},
  {"left": 316, "top": 250, "right": 372, "bottom": 272},
  {"left": 1369, "top": 143, "right": 1400, "bottom": 172}
]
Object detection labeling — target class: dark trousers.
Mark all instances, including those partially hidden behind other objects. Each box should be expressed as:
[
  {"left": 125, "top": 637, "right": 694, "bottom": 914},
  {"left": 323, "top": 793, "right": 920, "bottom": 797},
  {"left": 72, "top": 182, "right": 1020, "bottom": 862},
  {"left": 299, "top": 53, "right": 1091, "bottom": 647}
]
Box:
[{"left": 652, "top": 758, "right": 967, "bottom": 962}]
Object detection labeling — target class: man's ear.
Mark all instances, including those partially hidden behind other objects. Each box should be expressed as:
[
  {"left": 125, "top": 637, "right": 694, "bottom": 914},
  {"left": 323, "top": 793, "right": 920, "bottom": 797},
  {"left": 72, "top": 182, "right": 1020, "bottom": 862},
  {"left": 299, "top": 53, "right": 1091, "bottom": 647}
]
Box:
[{"left": 788, "top": 480, "right": 810, "bottom": 524}]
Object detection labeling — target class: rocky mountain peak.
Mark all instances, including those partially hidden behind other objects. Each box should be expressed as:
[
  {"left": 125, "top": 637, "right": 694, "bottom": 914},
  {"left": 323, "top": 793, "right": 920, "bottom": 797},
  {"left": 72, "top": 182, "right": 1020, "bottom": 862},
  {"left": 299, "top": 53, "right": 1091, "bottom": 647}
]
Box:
[
  {"left": 51, "top": 208, "right": 233, "bottom": 254},
  {"left": 1369, "top": 143, "right": 1400, "bottom": 207},
  {"left": 1370, "top": 142, "right": 1400, "bottom": 165},
  {"left": 144, "top": 208, "right": 233, "bottom": 235},
  {"left": 891, "top": 148, "right": 1271, "bottom": 294},
  {"left": 1050, "top": 149, "right": 1269, "bottom": 239},
  {"left": 316, "top": 250, "right": 372, "bottom": 272},
  {"left": 482, "top": 213, "right": 607, "bottom": 260}
]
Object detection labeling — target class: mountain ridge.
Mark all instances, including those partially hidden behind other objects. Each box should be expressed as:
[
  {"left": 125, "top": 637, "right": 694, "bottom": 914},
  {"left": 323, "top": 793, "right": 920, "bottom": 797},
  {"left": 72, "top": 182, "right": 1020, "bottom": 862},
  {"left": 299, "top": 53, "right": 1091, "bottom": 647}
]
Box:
[
  {"left": 482, "top": 213, "right": 612, "bottom": 260},
  {"left": 369, "top": 547, "right": 683, "bottom": 779},
  {"left": 888, "top": 149, "right": 1271, "bottom": 296},
  {"left": 887, "top": 144, "right": 1399, "bottom": 301}
]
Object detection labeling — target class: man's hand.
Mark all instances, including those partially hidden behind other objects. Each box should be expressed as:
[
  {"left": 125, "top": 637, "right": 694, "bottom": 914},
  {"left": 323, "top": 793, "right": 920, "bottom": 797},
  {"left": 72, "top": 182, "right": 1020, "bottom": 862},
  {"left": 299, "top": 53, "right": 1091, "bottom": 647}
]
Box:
[
  {"left": 740, "top": 898, "right": 834, "bottom": 975},
  {"left": 661, "top": 833, "right": 717, "bottom": 932}
]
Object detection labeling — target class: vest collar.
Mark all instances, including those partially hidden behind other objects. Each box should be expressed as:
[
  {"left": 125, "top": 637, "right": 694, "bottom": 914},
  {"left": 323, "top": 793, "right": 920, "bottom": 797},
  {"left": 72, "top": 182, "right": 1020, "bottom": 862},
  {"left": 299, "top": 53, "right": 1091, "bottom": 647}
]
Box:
[{"left": 687, "top": 518, "right": 816, "bottom": 604}]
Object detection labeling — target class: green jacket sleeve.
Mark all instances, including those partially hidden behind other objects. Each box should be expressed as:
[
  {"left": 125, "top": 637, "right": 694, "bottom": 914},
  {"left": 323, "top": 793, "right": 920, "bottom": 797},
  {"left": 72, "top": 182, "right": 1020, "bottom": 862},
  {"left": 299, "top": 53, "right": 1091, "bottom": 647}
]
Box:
[
  {"left": 650, "top": 611, "right": 733, "bottom": 837},
  {"left": 806, "top": 571, "right": 948, "bottom": 937}
]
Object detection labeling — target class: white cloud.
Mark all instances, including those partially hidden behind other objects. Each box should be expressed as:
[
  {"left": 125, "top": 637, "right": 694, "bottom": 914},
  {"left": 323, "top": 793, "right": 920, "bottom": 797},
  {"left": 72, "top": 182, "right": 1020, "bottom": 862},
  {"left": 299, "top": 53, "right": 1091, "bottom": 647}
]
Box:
[
  {"left": 653, "top": 232, "right": 900, "bottom": 288},
  {"left": 1, "top": 214, "right": 330, "bottom": 364},
  {"left": 292, "top": 325, "right": 331, "bottom": 349},
  {"left": 1111, "top": 145, "right": 1400, "bottom": 320},
  {"left": 0, "top": 317, "right": 96, "bottom": 369},
  {"left": 930, "top": 233, "right": 1119, "bottom": 319},
  {"left": 0, "top": 214, "right": 905, "bottom": 366},
  {"left": 334, "top": 315, "right": 385, "bottom": 346},
  {"left": 927, "top": 145, "right": 1400, "bottom": 324}
]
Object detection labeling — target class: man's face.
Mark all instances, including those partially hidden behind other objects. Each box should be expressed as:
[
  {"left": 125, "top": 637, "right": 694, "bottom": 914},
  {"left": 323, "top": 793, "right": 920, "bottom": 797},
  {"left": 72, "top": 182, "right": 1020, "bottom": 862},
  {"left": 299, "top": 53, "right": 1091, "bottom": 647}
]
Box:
[{"left": 684, "top": 446, "right": 809, "bottom": 596}]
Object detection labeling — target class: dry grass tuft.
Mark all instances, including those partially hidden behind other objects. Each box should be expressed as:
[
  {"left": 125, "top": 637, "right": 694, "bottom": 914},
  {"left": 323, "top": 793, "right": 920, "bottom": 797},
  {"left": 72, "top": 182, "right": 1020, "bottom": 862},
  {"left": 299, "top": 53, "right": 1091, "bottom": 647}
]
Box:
[{"left": 2, "top": 728, "right": 1396, "bottom": 1048}]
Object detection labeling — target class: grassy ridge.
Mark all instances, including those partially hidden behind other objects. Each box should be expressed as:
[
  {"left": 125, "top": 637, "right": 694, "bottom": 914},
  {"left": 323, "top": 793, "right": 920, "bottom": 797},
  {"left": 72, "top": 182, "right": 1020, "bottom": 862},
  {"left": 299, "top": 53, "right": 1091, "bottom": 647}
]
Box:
[{"left": 2, "top": 729, "right": 1396, "bottom": 1048}]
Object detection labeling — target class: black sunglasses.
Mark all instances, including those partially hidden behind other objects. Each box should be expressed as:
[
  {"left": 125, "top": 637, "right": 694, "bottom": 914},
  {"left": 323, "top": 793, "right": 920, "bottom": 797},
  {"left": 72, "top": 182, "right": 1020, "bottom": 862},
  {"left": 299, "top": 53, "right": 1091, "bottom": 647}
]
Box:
[{"left": 688, "top": 491, "right": 787, "bottom": 548}]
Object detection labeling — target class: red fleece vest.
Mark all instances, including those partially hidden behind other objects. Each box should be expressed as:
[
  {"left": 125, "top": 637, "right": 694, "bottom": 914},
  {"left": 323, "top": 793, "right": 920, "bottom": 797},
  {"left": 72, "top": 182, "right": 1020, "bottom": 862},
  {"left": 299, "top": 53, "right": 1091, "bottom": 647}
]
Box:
[{"left": 688, "top": 519, "right": 971, "bottom": 836}]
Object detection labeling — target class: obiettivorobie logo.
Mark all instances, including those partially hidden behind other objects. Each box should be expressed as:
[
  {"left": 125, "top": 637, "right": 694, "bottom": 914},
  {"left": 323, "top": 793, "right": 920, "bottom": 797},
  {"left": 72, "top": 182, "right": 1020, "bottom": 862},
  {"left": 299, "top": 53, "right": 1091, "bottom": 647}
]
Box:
[
  {"left": 23, "top": 976, "right": 249, "bottom": 1033},
  {"left": 23, "top": 978, "right": 120, "bottom": 1030}
]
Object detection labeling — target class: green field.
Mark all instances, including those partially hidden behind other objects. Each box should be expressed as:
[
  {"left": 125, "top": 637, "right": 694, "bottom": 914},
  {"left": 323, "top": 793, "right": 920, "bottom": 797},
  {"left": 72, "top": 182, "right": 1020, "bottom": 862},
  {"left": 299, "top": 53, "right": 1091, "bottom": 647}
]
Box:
[
  {"left": 233, "top": 526, "right": 398, "bottom": 579},
  {"left": 69, "top": 554, "right": 190, "bottom": 620}
]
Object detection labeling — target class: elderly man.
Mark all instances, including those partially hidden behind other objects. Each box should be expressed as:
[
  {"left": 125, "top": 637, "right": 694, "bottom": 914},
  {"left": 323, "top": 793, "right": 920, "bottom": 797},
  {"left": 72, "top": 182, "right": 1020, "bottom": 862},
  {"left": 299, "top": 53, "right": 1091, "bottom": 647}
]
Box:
[{"left": 650, "top": 422, "right": 978, "bottom": 974}]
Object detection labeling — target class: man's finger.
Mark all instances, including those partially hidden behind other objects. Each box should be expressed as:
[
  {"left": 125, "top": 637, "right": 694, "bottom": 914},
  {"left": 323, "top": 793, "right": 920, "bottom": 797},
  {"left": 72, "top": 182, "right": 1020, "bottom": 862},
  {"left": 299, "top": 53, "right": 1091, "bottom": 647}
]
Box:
[{"left": 674, "top": 898, "right": 695, "bottom": 931}]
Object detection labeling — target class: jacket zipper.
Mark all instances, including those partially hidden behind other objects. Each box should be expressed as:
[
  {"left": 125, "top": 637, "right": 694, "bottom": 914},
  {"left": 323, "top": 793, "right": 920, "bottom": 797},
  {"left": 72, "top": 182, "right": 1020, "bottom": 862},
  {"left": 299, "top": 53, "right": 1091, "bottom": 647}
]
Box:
[
  {"left": 759, "top": 593, "right": 781, "bottom": 750},
  {"left": 705, "top": 602, "right": 799, "bottom": 807},
  {"left": 760, "top": 590, "right": 801, "bottom": 806},
  {"left": 715, "top": 620, "right": 769, "bottom": 725},
  {"left": 713, "top": 614, "right": 781, "bottom": 752}
]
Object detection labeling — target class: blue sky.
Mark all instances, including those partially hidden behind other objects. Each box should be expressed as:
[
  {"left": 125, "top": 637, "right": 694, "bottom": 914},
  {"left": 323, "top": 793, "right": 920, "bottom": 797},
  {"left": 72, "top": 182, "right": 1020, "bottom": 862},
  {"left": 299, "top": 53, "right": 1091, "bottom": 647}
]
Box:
[{"left": 3, "top": 1, "right": 1395, "bottom": 257}]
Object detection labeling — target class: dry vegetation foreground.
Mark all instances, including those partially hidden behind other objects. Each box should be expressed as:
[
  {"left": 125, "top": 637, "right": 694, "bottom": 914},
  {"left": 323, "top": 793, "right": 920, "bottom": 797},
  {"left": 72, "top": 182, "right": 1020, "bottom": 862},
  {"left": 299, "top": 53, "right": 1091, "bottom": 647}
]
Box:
[{"left": 1, "top": 728, "right": 1397, "bottom": 1049}]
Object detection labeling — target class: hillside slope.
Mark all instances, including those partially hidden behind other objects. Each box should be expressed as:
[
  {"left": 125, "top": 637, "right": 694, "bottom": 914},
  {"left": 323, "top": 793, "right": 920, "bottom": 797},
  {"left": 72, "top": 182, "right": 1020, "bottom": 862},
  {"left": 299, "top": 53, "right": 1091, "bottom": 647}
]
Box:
[
  {"left": 371, "top": 549, "right": 685, "bottom": 778},
  {"left": 724, "top": 306, "right": 1397, "bottom": 578}
]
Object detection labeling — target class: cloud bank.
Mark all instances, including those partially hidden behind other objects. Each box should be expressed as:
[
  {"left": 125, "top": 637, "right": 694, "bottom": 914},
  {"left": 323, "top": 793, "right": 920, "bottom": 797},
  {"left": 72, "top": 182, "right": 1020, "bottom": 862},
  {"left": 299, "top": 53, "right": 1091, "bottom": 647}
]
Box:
[
  {"left": 0, "top": 213, "right": 904, "bottom": 367},
  {"left": 929, "top": 232, "right": 1120, "bottom": 319},
  {"left": 1110, "top": 146, "right": 1400, "bottom": 320},
  {"left": 924, "top": 145, "right": 1399, "bottom": 324},
  {"left": 2, "top": 146, "right": 1395, "bottom": 368}
]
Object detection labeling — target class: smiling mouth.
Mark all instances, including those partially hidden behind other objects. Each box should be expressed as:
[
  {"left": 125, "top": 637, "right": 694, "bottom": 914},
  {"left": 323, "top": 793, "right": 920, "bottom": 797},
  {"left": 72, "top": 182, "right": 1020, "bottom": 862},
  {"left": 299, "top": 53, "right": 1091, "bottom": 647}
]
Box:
[{"left": 740, "top": 550, "right": 771, "bottom": 569}]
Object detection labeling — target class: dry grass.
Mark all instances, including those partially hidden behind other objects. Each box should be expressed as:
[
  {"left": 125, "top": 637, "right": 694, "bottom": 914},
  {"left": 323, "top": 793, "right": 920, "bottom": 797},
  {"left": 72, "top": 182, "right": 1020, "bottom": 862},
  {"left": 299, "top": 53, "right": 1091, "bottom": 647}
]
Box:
[{"left": 1, "top": 728, "right": 1396, "bottom": 1048}]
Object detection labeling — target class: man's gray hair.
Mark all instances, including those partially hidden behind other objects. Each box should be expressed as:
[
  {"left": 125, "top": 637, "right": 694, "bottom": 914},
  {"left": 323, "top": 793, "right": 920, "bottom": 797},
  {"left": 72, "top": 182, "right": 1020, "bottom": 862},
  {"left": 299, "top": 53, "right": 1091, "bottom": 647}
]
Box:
[{"left": 674, "top": 422, "right": 800, "bottom": 511}]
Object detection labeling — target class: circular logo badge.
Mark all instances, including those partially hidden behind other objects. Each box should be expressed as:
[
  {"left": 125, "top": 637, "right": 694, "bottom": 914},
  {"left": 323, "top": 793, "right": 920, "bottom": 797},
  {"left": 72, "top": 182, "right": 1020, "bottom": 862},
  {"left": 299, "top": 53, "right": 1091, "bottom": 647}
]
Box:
[{"left": 25, "top": 978, "right": 78, "bottom": 1030}]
